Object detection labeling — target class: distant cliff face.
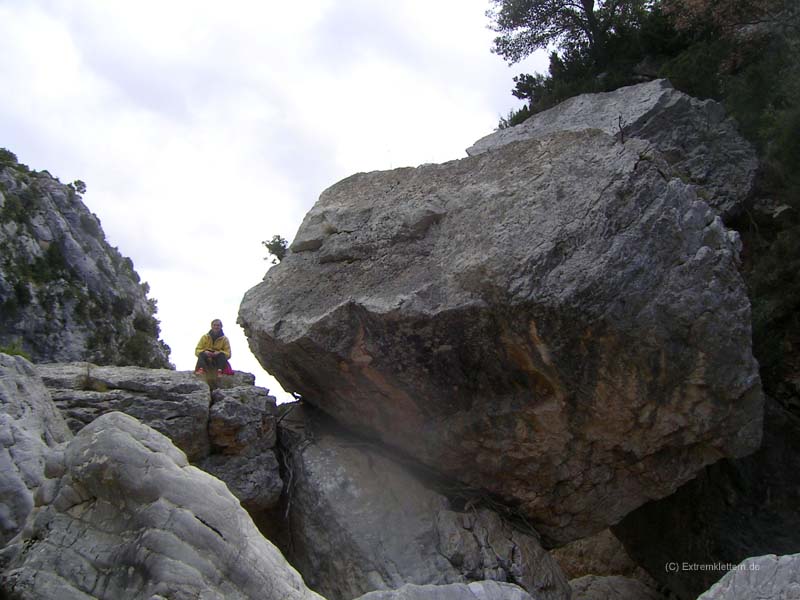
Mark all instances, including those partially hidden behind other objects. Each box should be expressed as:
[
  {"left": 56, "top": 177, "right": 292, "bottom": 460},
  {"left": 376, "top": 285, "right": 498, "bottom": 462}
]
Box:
[{"left": 0, "top": 149, "right": 171, "bottom": 368}]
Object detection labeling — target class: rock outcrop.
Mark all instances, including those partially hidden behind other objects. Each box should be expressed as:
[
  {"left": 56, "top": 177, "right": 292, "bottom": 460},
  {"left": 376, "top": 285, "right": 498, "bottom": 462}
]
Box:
[
  {"left": 36, "top": 362, "right": 283, "bottom": 513},
  {"left": 239, "top": 80, "right": 763, "bottom": 545},
  {"left": 696, "top": 554, "right": 800, "bottom": 600},
  {"left": 551, "top": 529, "right": 648, "bottom": 582},
  {"left": 0, "top": 354, "right": 71, "bottom": 545},
  {"left": 0, "top": 149, "right": 171, "bottom": 367},
  {"left": 467, "top": 79, "right": 757, "bottom": 221},
  {"left": 354, "top": 582, "right": 534, "bottom": 600},
  {"left": 0, "top": 411, "right": 323, "bottom": 600},
  {"left": 277, "top": 404, "right": 569, "bottom": 600},
  {"left": 198, "top": 384, "right": 283, "bottom": 512},
  {"left": 569, "top": 575, "right": 666, "bottom": 600},
  {"left": 37, "top": 363, "right": 212, "bottom": 460}
]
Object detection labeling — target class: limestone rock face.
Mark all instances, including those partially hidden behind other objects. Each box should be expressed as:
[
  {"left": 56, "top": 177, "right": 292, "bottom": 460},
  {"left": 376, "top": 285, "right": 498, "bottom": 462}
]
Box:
[
  {"left": 277, "top": 405, "right": 569, "bottom": 600},
  {"left": 198, "top": 385, "right": 282, "bottom": 511},
  {"left": 239, "top": 89, "right": 763, "bottom": 544},
  {"left": 354, "top": 582, "right": 533, "bottom": 600},
  {"left": 0, "top": 411, "right": 323, "bottom": 600},
  {"left": 0, "top": 152, "right": 171, "bottom": 367},
  {"left": 467, "top": 79, "right": 757, "bottom": 220},
  {"left": 0, "top": 354, "right": 71, "bottom": 545},
  {"left": 37, "top": 363, "right": 283, "bottom": 512},
  {"left": 696, "top": 554, "right": 800, "bottom": 600},
  {"left": 37, "top": 363, "right": 211, "bottom": 460}
]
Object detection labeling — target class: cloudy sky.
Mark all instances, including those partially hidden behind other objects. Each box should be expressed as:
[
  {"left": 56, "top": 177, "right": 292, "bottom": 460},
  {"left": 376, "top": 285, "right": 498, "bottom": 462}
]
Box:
[{"left": 0, "top": 0, "right": 547, "bottom": 402}]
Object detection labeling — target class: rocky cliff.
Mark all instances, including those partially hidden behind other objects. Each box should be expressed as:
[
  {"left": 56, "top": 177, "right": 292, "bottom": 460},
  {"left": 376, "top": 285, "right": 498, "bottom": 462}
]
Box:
[{"left": 0, "top": 149, "right": 171, "bottom": 367}]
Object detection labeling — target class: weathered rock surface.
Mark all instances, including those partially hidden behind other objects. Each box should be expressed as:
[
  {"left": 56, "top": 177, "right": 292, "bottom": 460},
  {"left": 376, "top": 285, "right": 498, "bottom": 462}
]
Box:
[
  {"left": 696, "top": 554, "right": 800, "bottom": 600},
  {"left": 198, "top": 384, "right": 282, "bottom": 511},
  {"left": 239, "top": 86, "right": 763, "bottom": 544},
  {"left": 36, "top": 362, "right": 284, "bottom": 512},
  {"left": 278, "top": 404, "right": 569, "bottom": 600},
  {"left": 570, "top": 575, "right": 666, "bottom": 600},
  {"left": 0, "top": 151, "right": 171, "bottom": 367},
  {"left": 0, "top": 411, "right": 323, "bottom": 600},
  {"left": 467, "top": 79, "right": 757, "bottom": 220},
  {"left": 0, "top": 354, "right": 71, "bottom": 545},
  {"left": 551, "top": 529, "right": 644, "bottom": 580},
  {"left": 614, "top": 396, "right": 800, "bottom": 599},
  {"left": 37, "top": 362, "right": 212, "bottom": 460},
  {"left": 354, "top": 582, "right": 533, "bottom": 600}
]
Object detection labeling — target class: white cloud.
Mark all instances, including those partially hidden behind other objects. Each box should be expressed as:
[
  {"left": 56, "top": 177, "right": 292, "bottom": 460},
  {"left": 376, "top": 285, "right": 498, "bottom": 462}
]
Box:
[{"left": 0, "top": 0, "right": 547, "bottom": 403}]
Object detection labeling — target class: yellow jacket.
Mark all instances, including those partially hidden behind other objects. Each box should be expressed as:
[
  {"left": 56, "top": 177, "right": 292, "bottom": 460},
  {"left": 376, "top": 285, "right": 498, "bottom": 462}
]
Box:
[{"left": 195, "top": 334, "right": 231, "bottom": 359}]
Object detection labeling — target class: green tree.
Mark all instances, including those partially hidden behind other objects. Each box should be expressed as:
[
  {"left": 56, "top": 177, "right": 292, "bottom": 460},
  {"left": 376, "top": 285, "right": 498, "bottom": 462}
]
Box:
[
  {"left": 488, "top": 0, "right": 651, "bottom": 67},
  {"left": 263, "top": 235, "right": 288, "bottom": 264}
]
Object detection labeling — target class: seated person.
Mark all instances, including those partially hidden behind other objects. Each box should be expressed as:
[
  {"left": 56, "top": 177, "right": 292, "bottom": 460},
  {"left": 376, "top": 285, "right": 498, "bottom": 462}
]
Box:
[{"left": 194, "top": 319, "right": 231, "bottom": 375}]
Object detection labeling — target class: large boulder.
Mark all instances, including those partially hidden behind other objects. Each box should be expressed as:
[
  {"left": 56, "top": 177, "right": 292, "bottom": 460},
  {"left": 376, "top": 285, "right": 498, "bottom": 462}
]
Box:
[
  {"left": 239, "top": 89, "right": 763, "bottom": 544},
  {"left": 696, "top": 554, "right": 800, "bottom": 600},
  {"left": 0, "top": 354, "right": 71, "bottom": 545},
  {"left": 467, "top": 79, "right": 757, "bottom": 221},
  {"left": 277, "top": 404, "right": 569, "bottom": 600},
  {"left": 0, "top": 411, "right": 323, "bottom": 600}
]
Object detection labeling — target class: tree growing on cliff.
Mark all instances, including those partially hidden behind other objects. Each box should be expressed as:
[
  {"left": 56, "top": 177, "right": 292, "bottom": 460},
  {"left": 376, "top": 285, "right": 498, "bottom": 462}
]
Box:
[
  {"left": 487, "top": 0, "right": 651, "bottom": 67},
  {"left": 263, "top": 235, "right": 288, "bottom": 264}
]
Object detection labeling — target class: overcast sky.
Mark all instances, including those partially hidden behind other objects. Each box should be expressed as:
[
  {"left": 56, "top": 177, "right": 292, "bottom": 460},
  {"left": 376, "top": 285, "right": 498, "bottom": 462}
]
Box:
[{"left": 0, "top": 0, "right": 547, "bottom": 402}]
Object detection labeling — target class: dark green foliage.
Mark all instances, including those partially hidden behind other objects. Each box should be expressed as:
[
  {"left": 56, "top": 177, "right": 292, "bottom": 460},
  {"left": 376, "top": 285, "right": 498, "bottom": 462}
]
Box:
[
  {"left": 14, "top": 281, "right": 32, "bottom": 307},
  {"left": 80, "top": 213, "right": 104, "bottom": 239},
  {"left": 29, "top": 243, "right": 69, "bottom": 283},
  {"left": 499, "top": 6, "right": 697, "bottom": 120},
  {"left": 498, "top": 104, "right": 532, "bottom": 129},
  {"left": 111, "top": 295, "right": 134, "bottom": 319},
  {"left": 0, "top": 148, "right": 18, "bottom": 165},
  {"left": 0, "top": 339, "right": 31, "bottom": 361},
  {"left": 0, "top": 148, "right": 29, "bottom": 173},
  {"left": 487, "top": 0, "right": 653, "bottom": 68},
  {"left": 121, "top": 331, "right": 157, "bottom": 367},
  {"left": 659, "top": 39, "right": 727, "bottom": 99},
  {"left": 133, "top": 313, "right": 159, "bottom": 336},
  {"left": 0, "top": 184, "right": 41, "bottom": 226},
  {"left": 263, "top": 234, "right": 288, "bottom": 264},
  {"left": 1, "top": 193, "right": 27, "bottom": 224},
  {"left": 73, "top": 293, "right": 90, "bottom": 323},
  {"left": 121, "top": 327, "right": 172, "bottom": 369}
]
